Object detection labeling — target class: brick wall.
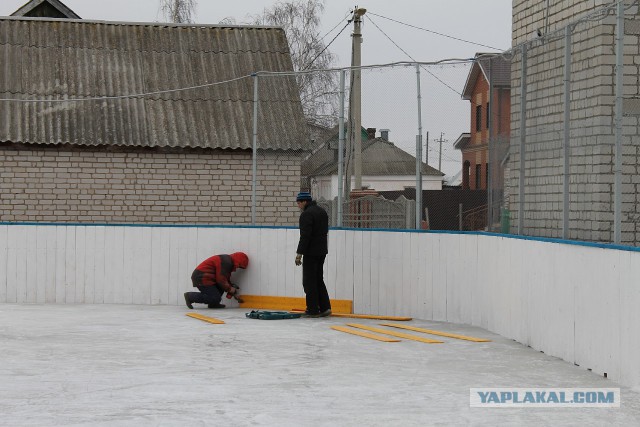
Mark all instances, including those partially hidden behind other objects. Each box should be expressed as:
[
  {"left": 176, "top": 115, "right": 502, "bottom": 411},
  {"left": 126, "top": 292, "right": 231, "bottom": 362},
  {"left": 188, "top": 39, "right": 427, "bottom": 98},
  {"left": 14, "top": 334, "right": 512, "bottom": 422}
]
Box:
[
  {"left": 510, "top": 0, "right": 640, "bottom": 244},
  {"left": 466, "top": 68, "right": 510, "bottom": 192},
  {"left": 0, "top": 145, "right": 301, "bottom": 226},
  {"left": 462, "top": 148, "right": 487, "bottom": 190},
  {"left": 471, "top": 75, "right": 490, "bottom": 146}
]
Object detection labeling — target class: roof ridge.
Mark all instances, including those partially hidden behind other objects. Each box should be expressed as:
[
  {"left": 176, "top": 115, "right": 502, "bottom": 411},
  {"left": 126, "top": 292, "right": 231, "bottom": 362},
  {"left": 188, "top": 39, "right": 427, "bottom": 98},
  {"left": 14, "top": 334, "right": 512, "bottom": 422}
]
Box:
[{"left": 0, "top": 15, "right": 286, "bottom": 31}]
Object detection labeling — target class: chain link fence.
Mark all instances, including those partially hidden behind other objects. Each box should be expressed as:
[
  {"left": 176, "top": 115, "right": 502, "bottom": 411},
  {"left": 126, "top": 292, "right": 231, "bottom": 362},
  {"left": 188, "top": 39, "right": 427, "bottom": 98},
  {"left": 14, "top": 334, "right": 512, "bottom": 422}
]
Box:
[
  {"left": 253, "top": 61, "right": 485, "bottom": 231},
  {"left": 1, "top": 2, "right": 637, "bottom": 246},
  {"left": 500, "top": 0, "right": 640, "bottom": 246},
  {"left": 247, "top": 0, "right": 639, "bottom": 246}
]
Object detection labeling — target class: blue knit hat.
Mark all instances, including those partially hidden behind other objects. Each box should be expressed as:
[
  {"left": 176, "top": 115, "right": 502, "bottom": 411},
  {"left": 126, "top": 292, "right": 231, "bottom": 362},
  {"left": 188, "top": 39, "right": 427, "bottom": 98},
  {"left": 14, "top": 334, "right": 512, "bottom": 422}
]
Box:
[{"left": 296, "top": 191, "right": 313, "bottom": 202}]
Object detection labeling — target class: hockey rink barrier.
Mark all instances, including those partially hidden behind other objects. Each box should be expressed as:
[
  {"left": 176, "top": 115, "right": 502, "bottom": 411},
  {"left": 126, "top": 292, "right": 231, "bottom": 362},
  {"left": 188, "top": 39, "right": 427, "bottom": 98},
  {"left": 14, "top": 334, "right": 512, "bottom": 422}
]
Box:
[{"left": 0, "top": 223, "right": 639, "bottom": 387}]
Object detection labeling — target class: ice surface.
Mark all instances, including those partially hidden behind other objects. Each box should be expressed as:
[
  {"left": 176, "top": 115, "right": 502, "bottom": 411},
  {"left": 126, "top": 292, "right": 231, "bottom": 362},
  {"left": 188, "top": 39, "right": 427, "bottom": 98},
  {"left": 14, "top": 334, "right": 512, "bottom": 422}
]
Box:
[{"left": 1, "top": 304, "right": 639, "bottom": 426}]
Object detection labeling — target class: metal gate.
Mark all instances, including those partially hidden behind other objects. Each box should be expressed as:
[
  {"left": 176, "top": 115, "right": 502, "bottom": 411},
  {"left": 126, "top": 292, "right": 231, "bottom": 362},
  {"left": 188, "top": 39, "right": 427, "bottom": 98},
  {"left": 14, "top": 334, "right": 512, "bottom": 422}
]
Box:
[{"left": 318, "top": 195, "right": 415, "bottom": 229}]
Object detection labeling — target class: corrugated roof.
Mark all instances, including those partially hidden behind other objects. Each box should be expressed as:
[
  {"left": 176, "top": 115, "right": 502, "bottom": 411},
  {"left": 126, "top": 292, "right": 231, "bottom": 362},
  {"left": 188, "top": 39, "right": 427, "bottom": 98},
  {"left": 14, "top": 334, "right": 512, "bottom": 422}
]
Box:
[
  {"left": 307, "top": 137, "right": 443, "bottom": 177},
  {"left": 0, "top": 17, "right": 307, "bottom": 150},
  {"left": 462, "top": 53, "right": 510, "bottom": 100}
]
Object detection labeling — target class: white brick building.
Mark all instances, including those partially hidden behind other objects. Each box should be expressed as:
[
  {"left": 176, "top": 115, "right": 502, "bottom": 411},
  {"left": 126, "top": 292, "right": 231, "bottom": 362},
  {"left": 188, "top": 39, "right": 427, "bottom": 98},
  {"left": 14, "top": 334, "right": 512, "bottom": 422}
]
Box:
[{"left": 510, "top": 0, "right": 640, "bottom": 244}]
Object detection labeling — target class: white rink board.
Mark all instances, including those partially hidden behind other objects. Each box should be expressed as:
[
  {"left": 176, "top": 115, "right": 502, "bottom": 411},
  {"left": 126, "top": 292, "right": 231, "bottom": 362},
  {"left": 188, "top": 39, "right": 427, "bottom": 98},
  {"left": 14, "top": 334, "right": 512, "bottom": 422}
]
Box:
[{"left": 0, "top": 223, "right": 639, "bottom": 388}]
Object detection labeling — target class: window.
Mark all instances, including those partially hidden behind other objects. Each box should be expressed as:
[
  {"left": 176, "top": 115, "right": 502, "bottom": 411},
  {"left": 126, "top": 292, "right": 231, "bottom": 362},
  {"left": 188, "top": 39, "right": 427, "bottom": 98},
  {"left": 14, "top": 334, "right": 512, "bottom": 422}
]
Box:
[
  {"left": 463, "top": 161, "right": 471, "bottom": 190},
  {"left": 486, "top": 102, "right": 490, "bottom": 129},
  {"left": 476, "top": 164, "right": 482, "bottom": 189},
  {"left": 475, "top": 105, "right": 481, "bottom": 132},
  {"left": 486, "top": 163, "right": 489, "bottom": 189}
]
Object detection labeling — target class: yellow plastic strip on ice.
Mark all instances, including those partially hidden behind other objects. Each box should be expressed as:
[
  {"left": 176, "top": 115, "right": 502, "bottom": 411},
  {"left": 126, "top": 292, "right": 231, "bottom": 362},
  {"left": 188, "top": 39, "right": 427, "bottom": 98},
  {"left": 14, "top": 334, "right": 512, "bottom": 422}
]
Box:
[
  {"left": 239, "top": 295, "right": 352, "bottom": 314},
  {"left": 346, "top": 323, "right": 443, "bottom": 344},
  {"left": 186, "top": 313, "right": 225, "bottom": 324},
  {"left": 331, "top": 325, "right": 400, "bottom": 342},
  {"left": 291, "top": 309, "right": 411, "bottom": 321},
  {"left": 379, "top": 323, "right": 491, "bottom": 342}
]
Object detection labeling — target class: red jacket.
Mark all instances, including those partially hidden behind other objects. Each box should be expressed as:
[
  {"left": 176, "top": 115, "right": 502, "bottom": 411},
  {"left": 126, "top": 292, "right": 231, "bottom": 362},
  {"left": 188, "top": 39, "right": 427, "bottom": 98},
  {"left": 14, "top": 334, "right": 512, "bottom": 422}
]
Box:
[{"left": 193, "top": 252, "right": 248, "bottom": 292}]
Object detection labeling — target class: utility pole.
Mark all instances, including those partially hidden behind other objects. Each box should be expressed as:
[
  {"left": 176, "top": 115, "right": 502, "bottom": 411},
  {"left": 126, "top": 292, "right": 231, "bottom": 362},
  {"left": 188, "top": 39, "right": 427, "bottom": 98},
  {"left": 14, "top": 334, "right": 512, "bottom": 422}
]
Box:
[
  {"left": 350, "top": 7, "right": 366, "bottom": 191},
  {"left": 425, "top": 131, "right": 429, "bottom": 165},
  {"left": 436, "top": 132, "right": 446, "bottom": 172}
]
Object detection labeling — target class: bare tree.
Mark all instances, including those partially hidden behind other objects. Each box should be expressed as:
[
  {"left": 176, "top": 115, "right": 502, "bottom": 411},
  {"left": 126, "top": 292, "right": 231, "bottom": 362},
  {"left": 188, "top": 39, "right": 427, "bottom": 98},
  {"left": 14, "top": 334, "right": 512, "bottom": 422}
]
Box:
[
  {"left": 217, "top": 16, "right": 237, "bottom": 25},
  {"left": 251, "top": 0, "right": 339, "bottom": 128},
  {"left": 160, "top": 0, "right": 197, "bottom": 24}
]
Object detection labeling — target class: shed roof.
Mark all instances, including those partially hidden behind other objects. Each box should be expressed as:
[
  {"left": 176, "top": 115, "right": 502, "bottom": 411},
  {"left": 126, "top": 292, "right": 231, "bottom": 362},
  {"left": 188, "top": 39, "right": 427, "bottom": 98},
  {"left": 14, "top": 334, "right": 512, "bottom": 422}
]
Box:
[{"left": 0, "top": 16, "right": 307, "bottom": 150}]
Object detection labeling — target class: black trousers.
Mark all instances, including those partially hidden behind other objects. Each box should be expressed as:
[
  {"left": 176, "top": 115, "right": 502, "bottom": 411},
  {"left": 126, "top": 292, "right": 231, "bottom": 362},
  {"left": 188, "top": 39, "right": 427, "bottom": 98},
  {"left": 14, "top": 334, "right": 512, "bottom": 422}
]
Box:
[
  {"left": 186, "top": 285, "right": 222, "bottom": 305},
  {"left": 302, "top": 254, "right": 331, "bottom": 314}
]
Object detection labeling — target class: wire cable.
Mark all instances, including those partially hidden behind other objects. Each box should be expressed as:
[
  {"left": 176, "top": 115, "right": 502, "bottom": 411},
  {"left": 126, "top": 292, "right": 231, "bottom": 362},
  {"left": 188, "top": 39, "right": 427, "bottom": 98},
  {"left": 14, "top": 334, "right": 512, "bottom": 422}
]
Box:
[
  {"left": 0, "top": 75, "right": 252, "bottom": 103},
  {"left": 0, "top": 59, "right": 476, "bottom": 104},
  {"left": 504, "top": 0, "right": 638, "bottom": 56},
  {"left": 366, "top": 14, "right": 463, "bottom": 96},
  {"left": 318, "top": 10, "right": 352, "bottom": 42},
  {"left": 0, "top": 59, "right": 476, "bottom": 103},
  {"left": 299, "top": 10, "right": 352, "bottom": 71},
  {"left": 367, "top": 11, "right": 505, "bottom": 51},
  {"left": 426, "top": 146, "right": 459, "bottom": 163},
  {"left": 301, "top": 21, "right": 350, "bottom": 71}
]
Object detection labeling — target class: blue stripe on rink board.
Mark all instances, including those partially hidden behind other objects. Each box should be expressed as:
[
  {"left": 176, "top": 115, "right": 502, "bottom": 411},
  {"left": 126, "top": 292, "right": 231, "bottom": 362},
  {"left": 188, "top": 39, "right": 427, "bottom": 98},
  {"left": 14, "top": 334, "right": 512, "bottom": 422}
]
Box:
[{"left": 2, "top": 222, "right": 639, "bottom": 252}]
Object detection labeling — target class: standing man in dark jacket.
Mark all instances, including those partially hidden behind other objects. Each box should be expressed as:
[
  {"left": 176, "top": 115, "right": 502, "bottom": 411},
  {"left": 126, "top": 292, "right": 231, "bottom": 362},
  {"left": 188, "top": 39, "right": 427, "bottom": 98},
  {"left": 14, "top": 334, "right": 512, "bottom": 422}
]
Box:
[
  {"left": 295, "top": 192, "right": 331, "bottom": 318},
  {"left": 184, "top": 252, "right": 249, "bottom": 309}
]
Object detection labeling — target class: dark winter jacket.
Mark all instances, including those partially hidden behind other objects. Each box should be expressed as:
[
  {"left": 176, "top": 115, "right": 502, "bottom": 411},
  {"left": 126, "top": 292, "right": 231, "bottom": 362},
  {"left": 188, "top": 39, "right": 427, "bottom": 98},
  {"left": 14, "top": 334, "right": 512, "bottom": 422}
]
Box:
[{"left": 296, "top": 201, "right": 329, "bottom": 256}]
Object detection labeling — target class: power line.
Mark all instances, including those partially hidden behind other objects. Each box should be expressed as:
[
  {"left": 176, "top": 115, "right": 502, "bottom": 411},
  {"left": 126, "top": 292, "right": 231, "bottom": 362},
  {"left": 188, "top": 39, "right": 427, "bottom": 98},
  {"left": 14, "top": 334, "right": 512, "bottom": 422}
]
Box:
[
  {"left": 366, "top": 14, "right": 463, "bottom": 96},
  {"left": 0, "top": 60, "right": 476, "bottom": 103},
  {"left": 504, "top": 0, "right": 638, "bottom": 57},
  {"left": 259, "top": 59, "right": 474, "bottom": 77},
  {"left": 425, "top": 144, "right": 458, "bottom": 163},
  {"left": 367, "top": 11, "right": 505, "bottom": 51},
  {"left": 318, "top": 11, "right": 351, "bottom": 41},
  {"left": 431, "top": 150, "right": 458, "bottom": 164},
  {"left": 0, "top": 75, "right": 252, "bottom": 103},
  {"left": 396, "top": 139, "right": 460, "bottom": 164},
  {"left": 300, "top": 11, "right": 352, "bottom": 71},
  {"left": 301, "top": 21, "right": 350, "bottom": 71}
]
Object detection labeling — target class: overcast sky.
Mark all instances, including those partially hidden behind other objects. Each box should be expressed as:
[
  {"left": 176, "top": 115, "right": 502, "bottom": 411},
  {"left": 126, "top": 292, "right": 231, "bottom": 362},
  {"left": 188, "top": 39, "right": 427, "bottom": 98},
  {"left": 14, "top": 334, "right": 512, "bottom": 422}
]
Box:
[{"left": 2, "top": 0, "right": 512, "bottom": 176}]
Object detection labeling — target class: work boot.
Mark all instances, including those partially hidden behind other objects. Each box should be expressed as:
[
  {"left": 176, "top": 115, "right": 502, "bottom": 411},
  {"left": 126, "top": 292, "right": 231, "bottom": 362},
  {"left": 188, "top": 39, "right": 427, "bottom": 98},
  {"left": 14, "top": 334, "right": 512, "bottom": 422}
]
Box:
[
  {"left": 184, "top": 293, "right": 193, "bottom": 309},
  {"left": 319, "top": 309, "right": 332, "bottom": 317},
  {"left": 301, "top": 310, "right": 321, "bottom": 318},
  {"left": 207, "top": 303, "right": 226, "bottom": 309}
]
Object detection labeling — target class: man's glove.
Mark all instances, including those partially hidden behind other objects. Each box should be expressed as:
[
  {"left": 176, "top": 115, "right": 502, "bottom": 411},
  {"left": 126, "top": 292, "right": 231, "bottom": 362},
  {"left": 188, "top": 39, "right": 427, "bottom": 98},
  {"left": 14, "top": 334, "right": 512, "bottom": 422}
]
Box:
[
  {"left": 226, "top": 283, "right": 238, "bottom": 299},
  {"left": 225, "top": 283, "right": 244, "bottom": 303},
  {"left": 295, "top": 254, "right": 302, "bottom": 266}
]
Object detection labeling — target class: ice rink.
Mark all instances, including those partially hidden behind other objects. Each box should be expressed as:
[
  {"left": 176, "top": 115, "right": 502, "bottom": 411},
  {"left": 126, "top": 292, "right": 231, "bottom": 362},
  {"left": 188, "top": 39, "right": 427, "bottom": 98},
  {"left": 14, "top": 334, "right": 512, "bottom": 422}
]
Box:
[{"left": 1, "top": 304, "right": 639, "bottom": 426}]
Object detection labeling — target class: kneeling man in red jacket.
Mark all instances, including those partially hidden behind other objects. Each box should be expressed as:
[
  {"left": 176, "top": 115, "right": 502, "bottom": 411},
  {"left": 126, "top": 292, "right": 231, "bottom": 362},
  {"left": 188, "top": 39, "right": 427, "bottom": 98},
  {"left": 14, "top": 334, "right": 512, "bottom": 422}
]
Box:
[{"left": 184, "top": 252, "right": 249, "bottom": 309}]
